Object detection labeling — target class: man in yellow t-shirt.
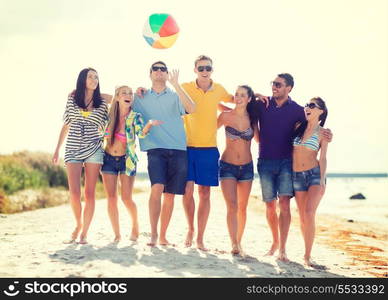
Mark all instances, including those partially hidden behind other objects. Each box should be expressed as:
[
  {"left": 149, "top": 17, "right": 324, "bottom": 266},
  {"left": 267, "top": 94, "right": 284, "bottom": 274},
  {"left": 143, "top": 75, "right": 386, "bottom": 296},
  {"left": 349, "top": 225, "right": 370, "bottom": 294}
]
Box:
[{"left": 181, "top": 55, "right": 233, "bottom": 251}]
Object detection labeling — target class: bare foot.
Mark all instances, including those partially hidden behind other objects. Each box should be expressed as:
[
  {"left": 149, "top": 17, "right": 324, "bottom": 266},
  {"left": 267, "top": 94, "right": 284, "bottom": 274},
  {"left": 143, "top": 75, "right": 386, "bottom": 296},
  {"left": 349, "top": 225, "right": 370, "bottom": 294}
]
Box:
[
  {"left": 130, "top": 230, "right": 139, "bottom": 242},
  {"left": 78, "top": 235, "right": 88, "bottom": 245},
  {"left": 113, "top": 236, "right": 121, "bottom": 243},
  {"left": 147, "top": 234, "right": 158, "bottom": 247},
  {"left": 159, "top": 237, "right": 176, "bottom": 246},
  {"left": 197, "top": 240, "right": 209, "bottom": 252},
  {"left": 264, "top": 242, "right": 279, "bottom": 256},
  {"left": 304, "top": 257, "right": 327, "bottom": 270},
  {"left": 184, "top": 230, "right": 194, "bottom": 247},
  {"left": 63, "top": 225, "right": 82, "bottom": 244},
  {"left": 277, "top": 251, "right": 289, "bottom": 262},
  {"left": 231, "top": 244, "right": 240, "bottom": 255}
]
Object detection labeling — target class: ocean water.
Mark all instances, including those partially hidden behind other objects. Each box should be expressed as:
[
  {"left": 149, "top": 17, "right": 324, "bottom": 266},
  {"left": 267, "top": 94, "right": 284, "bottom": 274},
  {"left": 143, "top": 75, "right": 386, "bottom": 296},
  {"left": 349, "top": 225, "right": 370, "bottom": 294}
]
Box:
[
  {"left": 135, "top": 174, "right": 388, "bottom": 226},
  {"left": 250, "top": 177, "right": 388, "bottom": 225}
]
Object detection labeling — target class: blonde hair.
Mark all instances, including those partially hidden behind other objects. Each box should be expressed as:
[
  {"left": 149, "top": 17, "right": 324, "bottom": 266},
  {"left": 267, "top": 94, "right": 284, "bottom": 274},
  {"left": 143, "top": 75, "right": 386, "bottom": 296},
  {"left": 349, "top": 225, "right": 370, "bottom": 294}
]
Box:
[{"left": 106, "top": 85, "right": 130, "bottom": 146}]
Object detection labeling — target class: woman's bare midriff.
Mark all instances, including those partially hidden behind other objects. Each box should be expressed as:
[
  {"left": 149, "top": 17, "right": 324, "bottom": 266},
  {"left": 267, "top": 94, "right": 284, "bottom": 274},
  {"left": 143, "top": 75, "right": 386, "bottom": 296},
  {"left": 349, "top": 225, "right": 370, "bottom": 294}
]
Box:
[
  {"left": 221, "top": 139, "right": 252, "bottom": 165},
  {"left": 292, "top": 146, "right": 319, "bottom": 172}
]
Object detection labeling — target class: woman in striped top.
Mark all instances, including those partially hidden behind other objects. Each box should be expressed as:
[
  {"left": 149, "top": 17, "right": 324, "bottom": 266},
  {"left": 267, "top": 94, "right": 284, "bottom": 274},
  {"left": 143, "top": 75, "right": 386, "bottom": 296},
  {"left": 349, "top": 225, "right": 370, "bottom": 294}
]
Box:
[
  {"left": 53, "top": 67, "right": 108, "bottom": 244},
  {"left": 292, "top": 97, "right": 329, "bottom": 268}
]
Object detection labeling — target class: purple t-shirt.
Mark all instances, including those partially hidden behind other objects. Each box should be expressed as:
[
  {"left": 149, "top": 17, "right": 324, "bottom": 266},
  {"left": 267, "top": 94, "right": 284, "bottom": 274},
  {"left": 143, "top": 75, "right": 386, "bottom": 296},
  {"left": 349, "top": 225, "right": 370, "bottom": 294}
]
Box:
[{"left": 256, "top": 97, "right": 305, "bottom": 159}]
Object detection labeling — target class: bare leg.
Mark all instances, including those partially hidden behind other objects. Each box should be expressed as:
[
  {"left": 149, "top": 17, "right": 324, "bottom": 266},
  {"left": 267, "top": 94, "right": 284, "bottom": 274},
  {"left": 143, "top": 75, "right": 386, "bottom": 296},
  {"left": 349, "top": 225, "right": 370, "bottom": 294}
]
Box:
[
  {"left": 148, "top": 183, "right": 164, "bottom": 246},
  {"left": 78, "top": 163, "right": 101, "bottom": 244},
  {"left": 197, "top": 185, "right": 211, "bottom": 251},
  {"left": 304, "top": 185, "right": 325, "bottom": 267},
  {"left": 182, "top": 181, "right": 195, "bottom": 247},
  {"left": 277, "top": 196, "right": 291, "bottom": 262},
  {"left": 64, "top": 163, "right": 83, "bottom": 243},
  {"left": 220, "top": 179, "right": 239, "bottom": 254},
  {"left": 236, "top": 180, "right": 253, "bottom": 254},
  {"left": 265, "top": 200, "right": 279, "bottom": 256},
  {"left": 102, "top": 173, "right": 120, "bottom": 242},
  {"left": 294, "top": 191, "right": 308, "bottom": 242},
  {"left": 159, "top": 193, "right": 175, "bottom": 245},
  {"left": 119, "top": 174, "right": 138, "bottom": 241}
]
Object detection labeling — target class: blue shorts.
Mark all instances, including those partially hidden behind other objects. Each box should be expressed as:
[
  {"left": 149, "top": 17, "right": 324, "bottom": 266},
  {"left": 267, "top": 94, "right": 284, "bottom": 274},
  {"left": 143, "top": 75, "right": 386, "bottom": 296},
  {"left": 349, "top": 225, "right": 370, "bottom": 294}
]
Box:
[
  {"left": 219, "top": 160, "right": 254, "bottom": 182},
  {"left": 187, "top": 147, "right": 220, "bottom": 186},
  {"left": 293, "top": 166, "right": 322, "bottom": 191},
  {"left": 66, "top": 147, "right": 104, "bottom": 165},
  {"left": 147, "top": 148, "right": 188, "bottom": 195},
  {"left": 101, "top": 152, "right": 135, "bottom": 176},
  {"left": 257, "top": 158, "right": 294, "bottom": 202}
]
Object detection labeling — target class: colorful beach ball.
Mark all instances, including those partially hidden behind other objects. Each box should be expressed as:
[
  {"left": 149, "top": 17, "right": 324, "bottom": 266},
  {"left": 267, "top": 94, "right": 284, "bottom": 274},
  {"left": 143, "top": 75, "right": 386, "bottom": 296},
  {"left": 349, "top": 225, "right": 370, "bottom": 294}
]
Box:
[{"left": 143, "top": 13, "right": 179, "bottom": 49}]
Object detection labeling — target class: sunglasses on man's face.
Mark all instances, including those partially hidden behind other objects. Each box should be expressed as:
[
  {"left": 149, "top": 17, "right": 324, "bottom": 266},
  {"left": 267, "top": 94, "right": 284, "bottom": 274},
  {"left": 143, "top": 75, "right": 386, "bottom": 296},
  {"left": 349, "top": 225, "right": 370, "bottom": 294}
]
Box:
[
  {"left": 270, "top": 81, "right": 285, "bottom": 88},
  {"left": 305, "top": 103, "right": 322, "bottom": 110},
  {"left": 151, "top": 66, "right": 168, "bottom": 72},
  {"left": 197, "top": 65, "right": 213, "bottom": 72}
]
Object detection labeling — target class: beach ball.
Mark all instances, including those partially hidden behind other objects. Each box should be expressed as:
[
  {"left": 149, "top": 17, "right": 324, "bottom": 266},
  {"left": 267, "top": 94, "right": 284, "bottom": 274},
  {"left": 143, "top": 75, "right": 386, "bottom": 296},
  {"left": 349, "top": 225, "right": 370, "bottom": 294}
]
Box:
[{"left": 143, "top": 13, "right": 179, "bottom": 49}]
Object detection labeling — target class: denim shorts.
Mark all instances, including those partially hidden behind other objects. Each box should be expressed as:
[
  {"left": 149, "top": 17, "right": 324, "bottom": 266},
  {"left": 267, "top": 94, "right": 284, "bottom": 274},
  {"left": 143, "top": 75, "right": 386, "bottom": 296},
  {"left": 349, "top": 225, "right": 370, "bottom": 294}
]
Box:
[
  {"left": 293, "top": 166, "right": 322, "bottom": 191},
  {"left": 147, "top": 148, "right": 188, "bottom": 195},
  {"left": 101, "top": 152, "right": 134, "bottom": 176},
  {"left": 66, "top": 147, "right": 104, "bottom": 164},
  {"left": 257, "top": 158, "right": 294, "bottom": 202},
  {"left": 187, "top": 147, "right": 220, "bottom": 186},
  {"left": 219, "top": 160, "right": 254, "bottom": 182}
]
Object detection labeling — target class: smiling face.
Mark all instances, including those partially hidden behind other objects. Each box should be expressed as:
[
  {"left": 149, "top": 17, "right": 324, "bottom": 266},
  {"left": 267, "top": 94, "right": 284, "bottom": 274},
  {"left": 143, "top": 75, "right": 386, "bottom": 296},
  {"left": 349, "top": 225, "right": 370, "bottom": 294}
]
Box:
[
  {"left": 86, "top": 70, "right": 99, "bottom": 91},
  {"left": 116, "top": 86, "right": 134, "bottom": 109},
  {"left": 150, "top": 63, "right": 168, "bottom": 83},
  {"left": 195, "top": 59, "right": 213, "bottom": 81},
  {"left": 234, "top": 86, "right": 250, "bottom": 108},
  {"left": 271, "top": 76, "right": 291, "bottom": 99},
  {"left": 305, "top": 99, "right": 324, "bottom": 121}
]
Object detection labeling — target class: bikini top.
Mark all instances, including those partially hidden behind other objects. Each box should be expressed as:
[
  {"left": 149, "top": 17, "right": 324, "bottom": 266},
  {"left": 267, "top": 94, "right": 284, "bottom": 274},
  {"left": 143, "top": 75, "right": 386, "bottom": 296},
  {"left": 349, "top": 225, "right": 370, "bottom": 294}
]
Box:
[
  {"left": 225, "top": 126, "right": 254, "bottom": 141},
  {"left": 293, "top": 127, "right": 320, "bottom": 151},
  {"left": 104, "top": 129, "right": 126, "bottom": 144}
]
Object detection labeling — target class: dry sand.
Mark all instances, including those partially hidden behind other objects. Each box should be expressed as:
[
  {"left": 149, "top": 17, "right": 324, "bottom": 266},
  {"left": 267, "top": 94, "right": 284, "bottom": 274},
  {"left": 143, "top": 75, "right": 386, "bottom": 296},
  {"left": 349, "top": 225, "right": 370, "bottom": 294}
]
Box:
[{"left": 1, "top": 188, "right": 387, "bottom": 278}]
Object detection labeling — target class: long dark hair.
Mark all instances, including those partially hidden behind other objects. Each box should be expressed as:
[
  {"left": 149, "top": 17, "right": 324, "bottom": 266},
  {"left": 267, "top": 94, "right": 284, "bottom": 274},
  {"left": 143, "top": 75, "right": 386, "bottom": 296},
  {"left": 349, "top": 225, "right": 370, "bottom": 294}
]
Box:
[
  {"left": 73, "top": 67, "right": 102, "bottom": 109},
  {"left": 239, "top": 85, "right": 259, "bottom": 127},
  {"left": 294, "top": 97, "right": 328, "bottom": 139}
]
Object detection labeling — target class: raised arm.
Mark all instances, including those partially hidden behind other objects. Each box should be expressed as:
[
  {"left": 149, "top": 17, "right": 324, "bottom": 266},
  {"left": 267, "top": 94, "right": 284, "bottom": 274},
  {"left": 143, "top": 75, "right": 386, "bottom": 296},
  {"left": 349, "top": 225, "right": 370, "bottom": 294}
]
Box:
[
  {"left": 217, "top": 112, "right": 226, "bottom": 129},
  {"left": 101, "top": 93, "right": 113, "bottom": 104},
  {"left": 168, "top": 69, "right": 196, "bottom": 114},
  {"left": 218, "top": 103, "right": 233, "bottom": 112},
  {"left": 52, "top": 124, "right": 69, "bottom": 164}
]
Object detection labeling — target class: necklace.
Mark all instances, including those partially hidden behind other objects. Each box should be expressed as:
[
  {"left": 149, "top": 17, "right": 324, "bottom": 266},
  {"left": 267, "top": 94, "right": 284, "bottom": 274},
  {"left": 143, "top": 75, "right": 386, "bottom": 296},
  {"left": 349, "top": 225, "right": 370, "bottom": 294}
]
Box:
[{"left": 83, "top": 98, "right": 93, "bottom": 111}]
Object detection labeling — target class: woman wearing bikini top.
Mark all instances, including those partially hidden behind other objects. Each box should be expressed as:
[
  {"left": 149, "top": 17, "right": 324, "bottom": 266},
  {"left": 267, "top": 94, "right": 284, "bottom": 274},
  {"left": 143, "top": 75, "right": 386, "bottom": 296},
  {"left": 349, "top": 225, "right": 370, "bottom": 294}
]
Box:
[
  {"left": 217, "top": 85, "right": 258, "bottom": 255},
  {"left": 292, "top": 97, "right": 329, "bottom": 268},
  {"left": 102, "top": 85, "right": 161, "bottom": 243}
]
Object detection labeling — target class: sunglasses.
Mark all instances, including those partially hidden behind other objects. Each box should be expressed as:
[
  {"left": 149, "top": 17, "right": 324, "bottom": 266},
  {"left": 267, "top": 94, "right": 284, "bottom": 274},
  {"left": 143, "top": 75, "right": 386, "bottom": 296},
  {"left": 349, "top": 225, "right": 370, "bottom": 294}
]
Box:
[
  {"left": 151, "top": 66, "right": 168, "bottom": 72},
  {"left": 197, "top": 65, "right": 213, "bottom": 72},
  {"left": 270, "top": 81, "right": 285, "bottom": 88},
  {"left": 305, "top": 103, "right": 322, "bottom": 110}
]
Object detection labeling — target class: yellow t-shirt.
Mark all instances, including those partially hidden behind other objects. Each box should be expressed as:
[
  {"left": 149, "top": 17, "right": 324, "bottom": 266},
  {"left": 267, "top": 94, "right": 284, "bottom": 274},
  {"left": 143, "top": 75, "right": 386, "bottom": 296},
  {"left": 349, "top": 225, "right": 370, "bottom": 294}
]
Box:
[{"left": 182, "top": 81, "right": 233, "bottom": 147}]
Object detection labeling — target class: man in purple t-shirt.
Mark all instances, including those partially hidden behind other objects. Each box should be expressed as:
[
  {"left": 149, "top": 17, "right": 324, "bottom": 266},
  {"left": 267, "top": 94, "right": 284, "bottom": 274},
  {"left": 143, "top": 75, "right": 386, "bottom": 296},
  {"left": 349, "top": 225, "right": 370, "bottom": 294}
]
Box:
[{"left": 255, "top": 73, "right": 331, "bottom": 262}]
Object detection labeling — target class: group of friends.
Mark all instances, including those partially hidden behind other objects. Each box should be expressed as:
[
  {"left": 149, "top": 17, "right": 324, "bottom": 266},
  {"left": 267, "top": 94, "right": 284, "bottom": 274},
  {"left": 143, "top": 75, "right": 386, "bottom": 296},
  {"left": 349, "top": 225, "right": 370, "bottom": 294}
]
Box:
[{"left": 53, "top": 55, "right": 332, "bottom": 268}]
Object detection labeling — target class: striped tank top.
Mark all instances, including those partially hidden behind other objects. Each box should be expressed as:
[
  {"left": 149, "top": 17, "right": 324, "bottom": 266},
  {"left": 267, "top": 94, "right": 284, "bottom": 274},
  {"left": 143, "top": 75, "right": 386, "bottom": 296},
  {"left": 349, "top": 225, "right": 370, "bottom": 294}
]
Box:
[{"left": 63, "top": 96, "right": 108, "bottom": 162}]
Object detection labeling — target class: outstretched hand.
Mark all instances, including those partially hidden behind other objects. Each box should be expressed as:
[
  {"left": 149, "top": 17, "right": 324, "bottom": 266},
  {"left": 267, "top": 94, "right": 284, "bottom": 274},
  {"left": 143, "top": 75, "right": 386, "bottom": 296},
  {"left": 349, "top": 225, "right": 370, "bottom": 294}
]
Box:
[{"left": 167, "top": 69, "right": 180, "bottom": 87}]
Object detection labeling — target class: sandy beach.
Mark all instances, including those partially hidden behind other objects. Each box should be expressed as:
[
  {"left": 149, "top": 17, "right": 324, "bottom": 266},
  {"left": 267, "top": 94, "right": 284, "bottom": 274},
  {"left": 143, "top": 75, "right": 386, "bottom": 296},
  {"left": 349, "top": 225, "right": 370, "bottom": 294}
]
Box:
[{"left": 1, "top": 187, "right": 387, "bottom": 278}]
